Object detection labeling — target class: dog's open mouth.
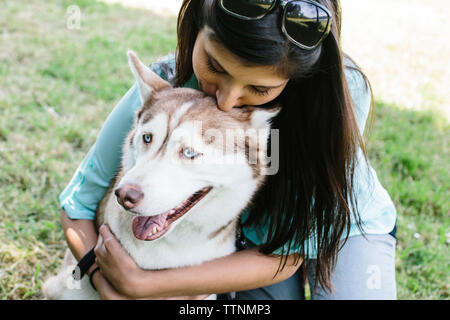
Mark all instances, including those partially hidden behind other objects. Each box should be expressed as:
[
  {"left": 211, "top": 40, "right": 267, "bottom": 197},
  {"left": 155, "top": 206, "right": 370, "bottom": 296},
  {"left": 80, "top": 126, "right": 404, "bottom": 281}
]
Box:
[{"left": 132, "top": 186, "right": 212, "bottom": 241}]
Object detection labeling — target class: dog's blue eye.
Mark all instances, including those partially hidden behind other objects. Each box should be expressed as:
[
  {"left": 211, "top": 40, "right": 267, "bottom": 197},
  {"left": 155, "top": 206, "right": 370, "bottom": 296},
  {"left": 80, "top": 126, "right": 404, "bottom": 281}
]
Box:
[
  {"left": 143, "top": 133, "right": 152, "bottom": 144},
  {"left": 182, "top": 147, "right": 197, "bottom": 159}
]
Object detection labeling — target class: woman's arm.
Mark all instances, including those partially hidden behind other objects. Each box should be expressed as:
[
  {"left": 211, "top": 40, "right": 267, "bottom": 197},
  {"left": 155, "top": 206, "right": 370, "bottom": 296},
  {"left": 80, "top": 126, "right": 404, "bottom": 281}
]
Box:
[
  {"left": 94, "top": 225, "right": 302, "bottom": 299},
  {"left": 60, "top": 210, "right": 121, "bottom": 300},
  {"left": 60, "top": 209, "right": 99, "bottom": 275},
  {"left": 61, "top": 209, "right": 214, "bottom": 299},
  {"left": 135, "top": 247, "right": 302, "bottom": 298},
  {"left": 60, "top": 210, "right": 130, "bottom": 298}
]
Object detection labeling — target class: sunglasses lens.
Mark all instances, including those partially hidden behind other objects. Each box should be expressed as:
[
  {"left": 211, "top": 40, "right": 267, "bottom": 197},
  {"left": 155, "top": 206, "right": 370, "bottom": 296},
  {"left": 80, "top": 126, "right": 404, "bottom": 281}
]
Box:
[
  {"left": 221, "top": 0, "right": 275, "bottom": 19},
  {"left": 284, "top": 1, "right": 330, "bottom": 48}
]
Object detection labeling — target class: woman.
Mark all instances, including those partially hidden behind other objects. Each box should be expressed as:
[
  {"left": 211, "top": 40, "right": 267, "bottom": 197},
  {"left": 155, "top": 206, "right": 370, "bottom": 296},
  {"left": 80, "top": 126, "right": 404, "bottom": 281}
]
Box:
[{"left": 59, "top": 0, "right": 397, "bottom": 299}]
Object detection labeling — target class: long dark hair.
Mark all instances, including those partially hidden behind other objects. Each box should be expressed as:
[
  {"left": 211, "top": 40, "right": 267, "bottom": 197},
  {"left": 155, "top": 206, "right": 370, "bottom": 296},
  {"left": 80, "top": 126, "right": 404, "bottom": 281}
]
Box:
[{"left": 174, "top": 0, "right": 370, "bottom": 293}]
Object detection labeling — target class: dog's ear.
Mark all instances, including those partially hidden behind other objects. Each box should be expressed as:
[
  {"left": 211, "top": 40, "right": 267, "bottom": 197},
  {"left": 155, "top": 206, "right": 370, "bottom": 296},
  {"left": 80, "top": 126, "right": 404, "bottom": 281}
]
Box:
[
  {"left": 127, "top": 50, "right": 171, "bottom": 103},
  {"left": 249, "top": 106, "right": 281, "bottom": 129}
]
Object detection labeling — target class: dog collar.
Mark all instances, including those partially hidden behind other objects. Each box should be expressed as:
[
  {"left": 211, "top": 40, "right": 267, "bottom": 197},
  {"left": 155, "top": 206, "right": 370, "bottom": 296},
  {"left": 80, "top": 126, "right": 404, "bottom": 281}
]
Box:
[{"left": 72, "top": 247, "right": 96, "bottom": 281}]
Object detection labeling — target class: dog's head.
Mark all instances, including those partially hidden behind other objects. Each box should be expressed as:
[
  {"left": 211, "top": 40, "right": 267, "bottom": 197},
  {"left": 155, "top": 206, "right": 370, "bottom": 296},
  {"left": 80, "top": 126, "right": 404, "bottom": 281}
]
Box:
[{"left": 115, "top": 51, "right": 279, "bottom": 241}]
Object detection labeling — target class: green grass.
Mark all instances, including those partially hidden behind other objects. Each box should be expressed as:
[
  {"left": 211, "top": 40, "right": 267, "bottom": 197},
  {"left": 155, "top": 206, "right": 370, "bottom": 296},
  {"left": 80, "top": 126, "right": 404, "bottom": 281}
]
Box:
[
  {"left": 0, "top": 0, "right": 448, "bottom": 299},
  {"left": 0, "top": 0, "right": 177, "bottom": 299},
  {"left": 366, "top": 102, "right": 449, "bottom": 299}
]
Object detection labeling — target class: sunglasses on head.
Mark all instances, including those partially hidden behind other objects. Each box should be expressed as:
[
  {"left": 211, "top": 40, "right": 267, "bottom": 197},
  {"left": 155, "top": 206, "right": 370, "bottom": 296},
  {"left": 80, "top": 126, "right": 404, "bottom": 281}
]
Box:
[{"left": 218, "top": 0, "right": 332, "bottom": 50}]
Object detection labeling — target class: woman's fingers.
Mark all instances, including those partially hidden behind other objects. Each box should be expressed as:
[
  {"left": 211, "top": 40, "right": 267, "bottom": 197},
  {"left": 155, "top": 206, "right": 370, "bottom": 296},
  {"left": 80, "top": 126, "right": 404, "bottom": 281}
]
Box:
[
  {"left": 99, "top": 224, "right": 121, "bottom": 253},
  {"left": 94, "top": 234, "right": 104, "bottom": 258},
  {"left": 94, "top": 229, "right": 111, "bottom": 271},
  {"left": 93, "top": 234, "right": 105, "bottom": 270},
  {"left": 92, "top": 224, "right": 139, "bottom": 295}
]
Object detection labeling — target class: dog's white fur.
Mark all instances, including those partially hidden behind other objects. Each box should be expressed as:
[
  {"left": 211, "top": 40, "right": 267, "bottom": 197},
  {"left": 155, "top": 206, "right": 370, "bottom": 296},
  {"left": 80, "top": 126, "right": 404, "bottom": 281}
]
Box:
[{"left": 43, "top": 51, "right": 279, "bottom": 300}]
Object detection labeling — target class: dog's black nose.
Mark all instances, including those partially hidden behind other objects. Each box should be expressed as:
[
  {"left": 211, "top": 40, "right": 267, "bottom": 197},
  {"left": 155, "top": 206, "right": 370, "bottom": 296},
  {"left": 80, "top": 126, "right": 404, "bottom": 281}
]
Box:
[{"left": 115, "top": 184, "right": 144, "bottom": 210}]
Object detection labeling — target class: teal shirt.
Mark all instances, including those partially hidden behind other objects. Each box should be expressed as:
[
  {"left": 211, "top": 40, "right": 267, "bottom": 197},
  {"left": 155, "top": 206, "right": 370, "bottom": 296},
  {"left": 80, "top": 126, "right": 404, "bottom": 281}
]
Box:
[{"left": 59, "top": 54, "right": 396, "bottom": 258}]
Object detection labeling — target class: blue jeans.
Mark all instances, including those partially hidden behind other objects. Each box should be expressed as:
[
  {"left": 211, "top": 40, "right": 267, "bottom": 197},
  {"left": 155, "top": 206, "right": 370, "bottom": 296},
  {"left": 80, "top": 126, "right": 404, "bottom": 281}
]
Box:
[{"left": 233, "top": 233, "right": 397, "bottom": 300}]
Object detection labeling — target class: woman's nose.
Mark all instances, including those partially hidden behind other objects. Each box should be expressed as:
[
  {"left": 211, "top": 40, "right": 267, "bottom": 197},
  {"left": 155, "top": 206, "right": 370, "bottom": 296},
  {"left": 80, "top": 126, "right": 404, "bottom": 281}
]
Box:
[{"left": 216, "top": 85, "right": 242, "bottom": 112}]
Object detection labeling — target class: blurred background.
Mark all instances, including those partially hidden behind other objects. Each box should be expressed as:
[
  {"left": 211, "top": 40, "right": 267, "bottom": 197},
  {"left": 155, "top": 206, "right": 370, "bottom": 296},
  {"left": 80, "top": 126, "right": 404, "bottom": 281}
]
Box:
[{"left": 0, "top": 0, "right": 448, "bottom": 299}]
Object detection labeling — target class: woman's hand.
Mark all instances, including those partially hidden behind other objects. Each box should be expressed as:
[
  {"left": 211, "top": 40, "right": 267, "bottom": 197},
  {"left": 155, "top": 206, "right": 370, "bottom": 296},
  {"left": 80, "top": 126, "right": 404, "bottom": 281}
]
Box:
[
  {"left": 91, "top": 270, "right": 132, "bottom": 300},
  {"left": 94, "top": 224, "right": 210, "bottom": 300},
  {"left": 94, "top": 224, "right": 142, "bottom": 297},
  {"left": 92, "top": 268, "right": 209, "bottom": 300}
]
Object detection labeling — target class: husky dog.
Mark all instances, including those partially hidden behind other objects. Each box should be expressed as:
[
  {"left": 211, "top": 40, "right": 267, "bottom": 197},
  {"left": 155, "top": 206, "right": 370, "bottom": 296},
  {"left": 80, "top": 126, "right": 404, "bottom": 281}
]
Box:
[{"left": 43, "top": 51, "right": 279, "bottom": 300}]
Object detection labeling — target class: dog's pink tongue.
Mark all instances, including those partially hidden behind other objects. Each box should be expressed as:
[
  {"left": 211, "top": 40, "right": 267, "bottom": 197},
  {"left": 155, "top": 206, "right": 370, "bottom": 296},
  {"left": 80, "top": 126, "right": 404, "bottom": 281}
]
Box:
[{"left": 132, "top": 213, "right": 167, "bottom": 240}]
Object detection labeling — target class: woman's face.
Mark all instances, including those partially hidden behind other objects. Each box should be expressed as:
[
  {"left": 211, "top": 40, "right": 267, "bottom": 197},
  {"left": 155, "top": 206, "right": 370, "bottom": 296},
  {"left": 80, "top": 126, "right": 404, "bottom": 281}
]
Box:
[{"left": 192, "top": 27, "right": 289, "bottom": 112}]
